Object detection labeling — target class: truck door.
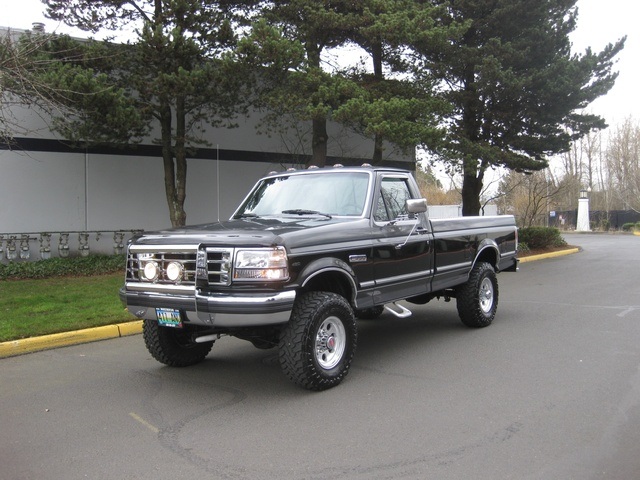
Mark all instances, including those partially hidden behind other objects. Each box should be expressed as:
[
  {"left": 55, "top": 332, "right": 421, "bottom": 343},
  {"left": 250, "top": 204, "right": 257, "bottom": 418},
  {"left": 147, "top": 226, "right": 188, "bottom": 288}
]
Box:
[{"left": 371, "top": 174, "right": 434, "bottom": 304}]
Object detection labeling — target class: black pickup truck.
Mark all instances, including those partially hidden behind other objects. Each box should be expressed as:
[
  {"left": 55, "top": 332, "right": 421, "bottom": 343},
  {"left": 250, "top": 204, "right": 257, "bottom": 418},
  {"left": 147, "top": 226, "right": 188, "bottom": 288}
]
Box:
[{"left": 121, "top": 165, "right": 518, "bottom": 390}]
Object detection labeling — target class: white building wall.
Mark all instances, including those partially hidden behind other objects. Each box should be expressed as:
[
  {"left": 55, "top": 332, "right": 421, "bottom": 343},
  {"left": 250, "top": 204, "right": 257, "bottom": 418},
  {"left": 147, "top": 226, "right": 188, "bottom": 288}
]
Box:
[
  {"left": 0, "top": 150, "right": 294, "bottom": 241},
  {"left": 0, "top": 151, "right": 300, "bottom": 259},
  {"left": 1, "top": 114, "right": 414, "bottom": 261},
  {"left": 1, "top": 150, "right": 87, "bottom": 232}
]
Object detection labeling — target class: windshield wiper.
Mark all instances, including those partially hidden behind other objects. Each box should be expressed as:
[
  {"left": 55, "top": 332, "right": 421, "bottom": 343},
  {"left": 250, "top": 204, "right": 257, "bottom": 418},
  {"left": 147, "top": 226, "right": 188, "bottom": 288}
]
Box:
[
  {"left": 234, "top": 212, "right": 260, "bottom": 219},
  {"left": 282, "top": 209, "right": 332, "bottom": 219}
]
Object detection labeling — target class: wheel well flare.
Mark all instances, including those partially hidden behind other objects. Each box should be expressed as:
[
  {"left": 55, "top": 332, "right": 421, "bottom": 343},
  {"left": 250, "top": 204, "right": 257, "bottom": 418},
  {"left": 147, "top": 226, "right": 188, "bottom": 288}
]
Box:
[
  {"left": 300, "top": 269, "right": 355, "bottom": 303},
  {"left": 475, "top": 247, "right": 498, "bottom": 269}
]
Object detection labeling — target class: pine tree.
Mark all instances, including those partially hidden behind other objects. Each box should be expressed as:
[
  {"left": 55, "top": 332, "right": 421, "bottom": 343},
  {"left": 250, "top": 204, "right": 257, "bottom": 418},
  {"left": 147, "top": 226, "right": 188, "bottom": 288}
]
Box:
[
  {"left": 413, "top": 0, "right": 625, "bottom": 215},
  {"left": 43, "top": 0, "right": 246, "bottom": 227}
]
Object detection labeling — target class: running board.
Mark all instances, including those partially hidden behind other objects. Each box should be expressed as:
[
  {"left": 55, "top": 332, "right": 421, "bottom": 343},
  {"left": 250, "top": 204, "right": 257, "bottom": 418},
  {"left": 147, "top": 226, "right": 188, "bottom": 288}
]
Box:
[
  {"left": 384, "top": 302, "right": 412, "bottom": 319},
  {"left": 194, "top": 334, "right": 218, "bottom": 343}
]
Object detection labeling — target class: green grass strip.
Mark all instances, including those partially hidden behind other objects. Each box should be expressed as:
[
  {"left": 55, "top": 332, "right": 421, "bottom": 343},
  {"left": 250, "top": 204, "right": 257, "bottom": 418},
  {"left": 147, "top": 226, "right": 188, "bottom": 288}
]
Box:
[{"left": 0, "top": 272, "right": 133, "bottom": 342}]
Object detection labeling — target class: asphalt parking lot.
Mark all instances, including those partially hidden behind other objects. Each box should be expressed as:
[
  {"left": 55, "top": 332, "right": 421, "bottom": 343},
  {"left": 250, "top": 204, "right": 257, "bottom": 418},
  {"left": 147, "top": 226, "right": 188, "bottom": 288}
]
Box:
[{"left": 1, "top": 233, "right": 639, "bottom": 480}]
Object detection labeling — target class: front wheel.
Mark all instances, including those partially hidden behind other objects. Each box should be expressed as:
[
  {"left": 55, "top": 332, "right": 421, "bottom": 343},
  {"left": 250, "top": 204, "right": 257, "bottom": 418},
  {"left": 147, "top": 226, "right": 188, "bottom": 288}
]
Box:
[
  {"left": 143, "top": 320, "right": 214, "bottom": 367},
  {"left": 456, "top": 262, "right": 498, "bottom": 328},
  {"left": 279, "top": 292, "right": 357, "bottom": 391}
]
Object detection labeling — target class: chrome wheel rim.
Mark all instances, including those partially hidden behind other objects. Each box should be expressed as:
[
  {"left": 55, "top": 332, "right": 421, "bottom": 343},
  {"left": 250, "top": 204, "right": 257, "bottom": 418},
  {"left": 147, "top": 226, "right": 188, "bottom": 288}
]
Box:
[
  {"left": 315, "top": 316, "right": 346, "bottom": 370},
  {"left": 479, "top": 277, "right": 494, "bottom": 314}
]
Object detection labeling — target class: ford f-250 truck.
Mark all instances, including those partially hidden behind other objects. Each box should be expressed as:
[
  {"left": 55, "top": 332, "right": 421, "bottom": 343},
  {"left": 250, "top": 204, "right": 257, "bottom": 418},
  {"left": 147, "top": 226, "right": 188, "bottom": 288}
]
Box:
[{"left": 121, "top": 165, "right": 518, "bottom": 390}]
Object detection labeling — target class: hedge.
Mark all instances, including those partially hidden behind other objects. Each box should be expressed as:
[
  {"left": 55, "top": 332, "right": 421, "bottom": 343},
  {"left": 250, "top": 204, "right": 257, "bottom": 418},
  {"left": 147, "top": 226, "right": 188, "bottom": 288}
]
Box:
[
  {"left": 0, "top": 255, "right": 126, "bottom": 280},
  {"left": 518, "top": 227, "right": 567, "bottom": 250}
]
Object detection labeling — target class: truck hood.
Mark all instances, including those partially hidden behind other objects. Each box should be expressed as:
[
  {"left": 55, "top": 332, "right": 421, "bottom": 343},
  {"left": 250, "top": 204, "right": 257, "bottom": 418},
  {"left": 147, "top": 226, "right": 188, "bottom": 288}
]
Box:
[{"left": 130, "top": 216, "right": 363, "bottom": 248}]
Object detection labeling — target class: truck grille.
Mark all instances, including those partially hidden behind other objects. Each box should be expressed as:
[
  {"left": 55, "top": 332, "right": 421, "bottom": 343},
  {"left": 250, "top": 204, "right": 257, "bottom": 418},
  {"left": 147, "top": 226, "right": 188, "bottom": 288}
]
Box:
[
  {"left": 205, "top": 247, "right": 233, "bottom": 285},
  {"left": 126, "top": 249, "right": 197, "bottom": 286},
  {"left": 126, "top": 245, "right": 233, "bottom": 288}
]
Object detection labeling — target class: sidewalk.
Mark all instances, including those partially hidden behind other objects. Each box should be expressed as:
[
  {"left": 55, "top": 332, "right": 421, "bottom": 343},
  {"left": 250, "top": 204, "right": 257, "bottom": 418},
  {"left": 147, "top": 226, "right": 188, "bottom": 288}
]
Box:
[{"left": 0, "top": 248, "right": 580, "bottom": 359}]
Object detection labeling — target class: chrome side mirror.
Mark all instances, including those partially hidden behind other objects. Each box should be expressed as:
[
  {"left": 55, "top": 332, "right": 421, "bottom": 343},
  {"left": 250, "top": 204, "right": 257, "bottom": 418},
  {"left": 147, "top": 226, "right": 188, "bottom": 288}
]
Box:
[{"left": 406, "top": 198, "right": 427, "bottom": 214}]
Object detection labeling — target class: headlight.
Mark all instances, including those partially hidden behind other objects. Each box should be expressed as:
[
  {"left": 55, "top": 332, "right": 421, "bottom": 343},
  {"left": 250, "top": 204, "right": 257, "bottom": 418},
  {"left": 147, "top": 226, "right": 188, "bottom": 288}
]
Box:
[{"left": 234, "top": 247, "right": 289, "bottom": 281}]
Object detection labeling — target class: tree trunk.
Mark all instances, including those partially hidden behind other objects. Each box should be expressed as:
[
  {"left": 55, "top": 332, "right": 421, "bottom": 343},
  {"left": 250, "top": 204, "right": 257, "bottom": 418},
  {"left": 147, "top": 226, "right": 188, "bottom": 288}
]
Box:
[
  {"left": 309, "top": 117, "right": 328, "bottom": 167},
  {"left": 459, "top": 65, "right": 484, "bottom": 217},
  {"left": 173, "top": 94, "right": 187, "bottom": 227},
  {"left": 306, "top": 43, "right": 328, "bottom": 168},
  {"left": 461, "top": 160, "right": 483, "bottom": 216},
  {"left": 371, "top": 40, "right": 384, "bottom": 164},
  {"left": 372, "top": 134, "right": 383, "bottom": 164},
  {"left": 159, "top": 99, "right": 187, "bottom": 228}
]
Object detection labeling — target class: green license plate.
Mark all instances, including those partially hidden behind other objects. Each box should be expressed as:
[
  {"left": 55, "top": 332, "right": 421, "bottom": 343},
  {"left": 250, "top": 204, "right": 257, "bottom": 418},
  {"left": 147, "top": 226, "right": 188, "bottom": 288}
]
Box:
[{"left": 156, "top": 308, "right": 183, "bottom": 328}]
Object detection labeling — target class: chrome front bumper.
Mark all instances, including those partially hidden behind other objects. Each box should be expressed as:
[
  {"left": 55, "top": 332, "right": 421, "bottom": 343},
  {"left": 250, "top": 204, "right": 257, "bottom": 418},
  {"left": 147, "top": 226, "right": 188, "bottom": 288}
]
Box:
[{"left": 120, "top": 286, "right": 296, "bottom": 327}]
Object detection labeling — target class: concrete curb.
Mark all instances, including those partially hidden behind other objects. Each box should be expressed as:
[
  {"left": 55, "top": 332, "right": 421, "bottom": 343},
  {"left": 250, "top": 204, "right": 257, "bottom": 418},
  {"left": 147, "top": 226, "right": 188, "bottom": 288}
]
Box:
[
  {"left": 0, "top": 320, "right": 143, "bottom": 359},
  {"left": 518, "top": 247, "right": 580, "bottom": 263},
  {"left": 0, "top": 246, "right": 584, "bottom": 359}
]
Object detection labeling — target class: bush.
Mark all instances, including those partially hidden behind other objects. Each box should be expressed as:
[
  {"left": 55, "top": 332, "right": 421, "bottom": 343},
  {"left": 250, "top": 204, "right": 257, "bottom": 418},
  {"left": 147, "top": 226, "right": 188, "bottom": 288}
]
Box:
[
  {"left": 0, "top": 255, "right": 126, "bottom": 280},
  {"left": 598, "top": 219, "right": 611, "bottom": 231},
  {"left": 518, "top": 227, "right": 567, "bottom": 250},
  {"left": 517, "top": 242, "right": 530, "bottom": 255},
  {"left": 621, "top": 223, "right": 636, "bottom": 232}
]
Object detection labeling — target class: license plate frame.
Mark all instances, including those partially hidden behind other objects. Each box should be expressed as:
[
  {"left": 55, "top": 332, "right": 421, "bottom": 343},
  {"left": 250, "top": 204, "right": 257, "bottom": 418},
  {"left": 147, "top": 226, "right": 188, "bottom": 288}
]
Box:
[{"left": 155, "top": 308, "right": 183, "bottom": 328}]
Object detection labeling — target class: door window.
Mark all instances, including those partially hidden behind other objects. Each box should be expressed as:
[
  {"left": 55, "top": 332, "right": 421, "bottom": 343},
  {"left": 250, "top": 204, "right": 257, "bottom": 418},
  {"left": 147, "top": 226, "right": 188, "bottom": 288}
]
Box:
[{"left": 374, "top": 177, "right": 413, "bottom": 222}]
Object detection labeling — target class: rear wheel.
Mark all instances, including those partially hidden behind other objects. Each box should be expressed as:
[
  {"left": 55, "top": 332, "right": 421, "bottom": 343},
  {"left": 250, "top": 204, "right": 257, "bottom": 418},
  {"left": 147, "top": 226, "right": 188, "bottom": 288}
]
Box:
[
  {"left": 279, "top": 292, "right": 357, "bottom": 391},
  {"left": 143, "top": 320, "right": 214, "bottom": 367},
  {"left": 456, "top": 262, "right": 498, "bottom": 328}
]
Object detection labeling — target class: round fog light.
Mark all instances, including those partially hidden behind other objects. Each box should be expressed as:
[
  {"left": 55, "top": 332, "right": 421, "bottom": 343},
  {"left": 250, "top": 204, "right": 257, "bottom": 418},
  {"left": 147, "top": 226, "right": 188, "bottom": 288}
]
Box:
[
  {"left": 142, "top": 261, "right": 159, "bottom": 281},
  {"left": 166, "top": 262, "right": 184, "bottom": 282}
]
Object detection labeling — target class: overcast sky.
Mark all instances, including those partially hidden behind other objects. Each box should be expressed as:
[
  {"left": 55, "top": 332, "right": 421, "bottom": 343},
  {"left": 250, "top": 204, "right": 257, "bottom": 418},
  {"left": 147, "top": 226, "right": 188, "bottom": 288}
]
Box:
[{"left": 1, "top": 0, "right": 637, "bottom": 128}]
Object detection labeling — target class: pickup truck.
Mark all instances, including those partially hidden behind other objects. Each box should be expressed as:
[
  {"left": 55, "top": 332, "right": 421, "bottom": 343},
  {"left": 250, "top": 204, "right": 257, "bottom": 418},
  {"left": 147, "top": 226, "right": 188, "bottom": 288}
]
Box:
[{"left": 121, "top": 165, "right": 518, "bottom": 390}]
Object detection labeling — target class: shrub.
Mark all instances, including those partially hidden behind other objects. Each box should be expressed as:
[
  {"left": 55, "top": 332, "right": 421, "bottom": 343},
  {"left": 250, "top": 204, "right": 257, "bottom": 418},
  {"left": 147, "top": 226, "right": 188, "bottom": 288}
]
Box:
[
  {"left": 518, "top": 227, "right": 567, "bottom": 250},
  {"left": 621, "top": 223, "right": 636, "bottom": 232},
  {"left": 0, "top": 255, "right": 126, "bottom": 280},
  {"left": 517, "top": 242, "right": 530, "bottom": 255}
]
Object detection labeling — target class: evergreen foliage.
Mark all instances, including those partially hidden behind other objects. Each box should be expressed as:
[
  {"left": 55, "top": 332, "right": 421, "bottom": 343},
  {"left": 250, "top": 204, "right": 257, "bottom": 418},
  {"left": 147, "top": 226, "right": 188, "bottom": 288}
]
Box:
[{"left": 413, "top": 0, "right": 625, "bottom": 215}]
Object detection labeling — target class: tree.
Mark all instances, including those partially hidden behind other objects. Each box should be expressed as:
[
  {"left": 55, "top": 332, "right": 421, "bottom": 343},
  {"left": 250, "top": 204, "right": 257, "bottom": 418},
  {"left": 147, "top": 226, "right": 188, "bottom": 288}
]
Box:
[
  {"left": 0, "top": 29, "right": 48, "bottom": 143},
  {"left": 413, "top": 0, "right": 625, "bottom": 216},
  {"left": 237, "top": 1, "right": 360, "bottom": 167},
  {"left": 605, "top": 118, "right": 640, "bottom": 212},
  {"left": 498, "top": 169, "right": 564, "bottom": 228},
  {"left": 43, "top": 0, "right": 246, "bottom": 227},
  {"left": 0, "top": 29, "right": 87, "bottom": 143},
  {"left": 238, "top": 0, "right": 456, "bottom": 166},
  {"left": 415, "top": 163, "right": 461, "bottom": 205},
  {"left": 332, "top": 0, "right": 458, "bottom": 163}
]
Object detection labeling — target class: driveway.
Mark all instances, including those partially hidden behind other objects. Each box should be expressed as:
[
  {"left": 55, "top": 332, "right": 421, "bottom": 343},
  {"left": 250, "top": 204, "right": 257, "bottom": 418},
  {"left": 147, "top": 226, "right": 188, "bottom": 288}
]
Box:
[{"left": 1, "top": 232, "right": 638, "bottom": 479}]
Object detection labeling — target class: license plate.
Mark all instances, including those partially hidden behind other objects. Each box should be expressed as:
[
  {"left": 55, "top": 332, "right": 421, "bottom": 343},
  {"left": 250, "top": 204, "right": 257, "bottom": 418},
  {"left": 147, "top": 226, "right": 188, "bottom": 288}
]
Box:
[{"left": 156, "top": 308, "right": 183, "bottom": 328}]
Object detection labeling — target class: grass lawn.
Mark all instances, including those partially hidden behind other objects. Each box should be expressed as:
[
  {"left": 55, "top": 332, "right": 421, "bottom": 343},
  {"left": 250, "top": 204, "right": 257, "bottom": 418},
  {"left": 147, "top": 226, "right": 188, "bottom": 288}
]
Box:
[{"left": 0, "top": 272, "right": 134, "bottom": 342}]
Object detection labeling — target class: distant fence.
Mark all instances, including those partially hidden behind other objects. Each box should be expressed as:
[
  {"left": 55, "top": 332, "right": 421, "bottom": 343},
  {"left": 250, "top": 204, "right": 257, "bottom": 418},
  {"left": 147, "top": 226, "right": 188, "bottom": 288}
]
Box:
[{"left": 549, "top": 210, "right": 640, "bottom": 231}]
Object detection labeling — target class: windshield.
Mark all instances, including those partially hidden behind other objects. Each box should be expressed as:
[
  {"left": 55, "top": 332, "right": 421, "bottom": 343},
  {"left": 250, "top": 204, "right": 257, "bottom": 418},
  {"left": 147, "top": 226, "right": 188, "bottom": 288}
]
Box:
[{"left": 236, "top": 172, "right": 370, "bottom": 217}]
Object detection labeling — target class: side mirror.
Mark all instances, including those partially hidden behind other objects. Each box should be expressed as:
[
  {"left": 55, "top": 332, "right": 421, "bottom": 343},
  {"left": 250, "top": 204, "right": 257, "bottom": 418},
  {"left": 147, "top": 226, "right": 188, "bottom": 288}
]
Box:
[{"left": 406, "top": 198, "right": 427, "bottom": 214}]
